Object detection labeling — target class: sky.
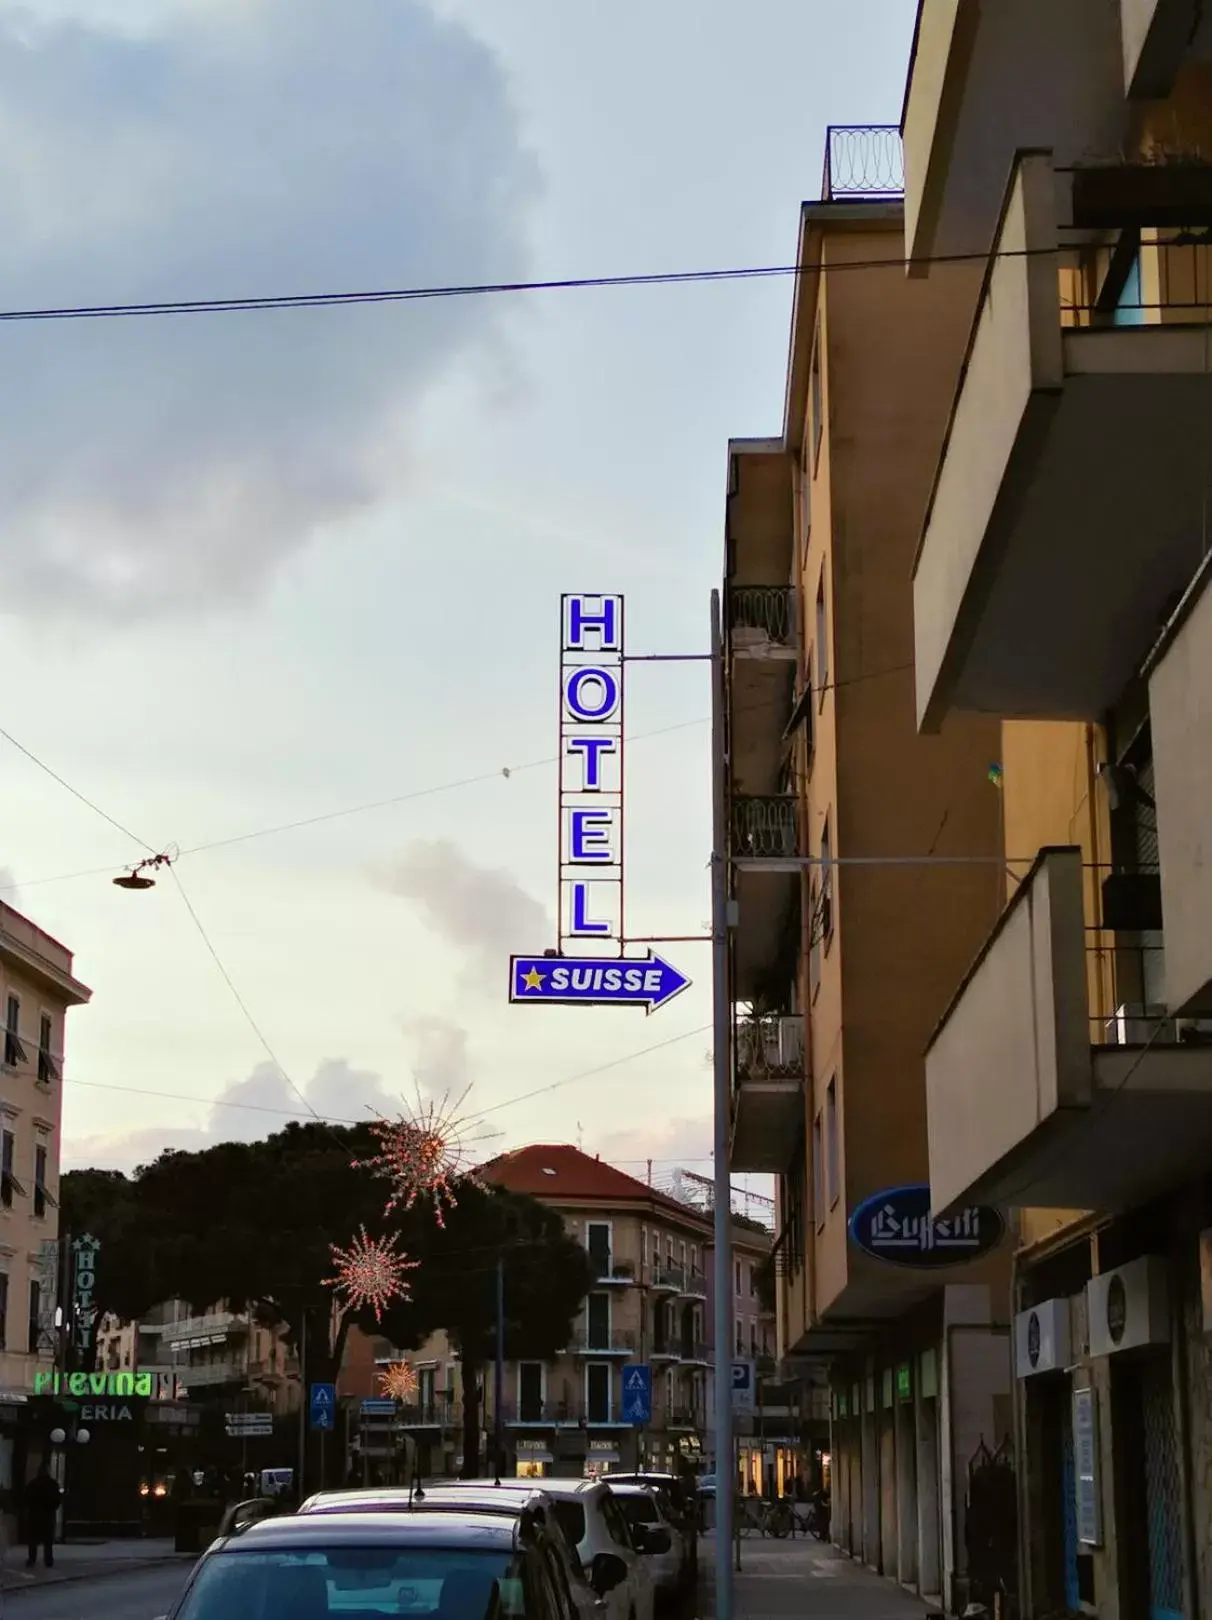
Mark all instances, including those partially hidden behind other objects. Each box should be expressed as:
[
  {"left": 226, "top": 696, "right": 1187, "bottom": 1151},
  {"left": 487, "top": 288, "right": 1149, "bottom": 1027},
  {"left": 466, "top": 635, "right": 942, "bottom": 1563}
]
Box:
[{"left": 0, "top": 0, "right": 913, "bottom": 1191}]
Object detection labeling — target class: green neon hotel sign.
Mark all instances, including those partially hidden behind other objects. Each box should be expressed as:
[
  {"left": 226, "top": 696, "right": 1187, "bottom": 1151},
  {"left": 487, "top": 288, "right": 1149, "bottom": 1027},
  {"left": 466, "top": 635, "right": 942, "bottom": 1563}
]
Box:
[{"left": 34, "top": 1370, "right": 156, "bottom": 1398}]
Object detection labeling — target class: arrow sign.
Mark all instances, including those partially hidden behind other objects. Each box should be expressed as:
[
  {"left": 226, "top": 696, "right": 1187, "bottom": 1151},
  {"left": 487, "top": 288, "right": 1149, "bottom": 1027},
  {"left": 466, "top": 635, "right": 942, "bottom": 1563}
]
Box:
[{"left": 509, "top": 953, "right": 691, "bottom": 1013}]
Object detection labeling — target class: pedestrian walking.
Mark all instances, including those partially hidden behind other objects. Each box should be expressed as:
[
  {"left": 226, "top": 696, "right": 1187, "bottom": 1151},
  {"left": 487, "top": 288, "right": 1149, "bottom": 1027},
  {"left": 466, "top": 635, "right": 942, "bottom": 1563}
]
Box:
[{"left": 23, "top": 1464, "right": 61, "bottom": 1570}]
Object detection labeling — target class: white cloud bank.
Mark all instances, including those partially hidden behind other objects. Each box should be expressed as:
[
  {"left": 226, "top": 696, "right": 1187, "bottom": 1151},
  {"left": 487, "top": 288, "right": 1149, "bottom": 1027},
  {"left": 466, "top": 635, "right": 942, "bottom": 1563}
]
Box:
[{"left": 0, "top": 0, "right": 536, "bottom": 616}]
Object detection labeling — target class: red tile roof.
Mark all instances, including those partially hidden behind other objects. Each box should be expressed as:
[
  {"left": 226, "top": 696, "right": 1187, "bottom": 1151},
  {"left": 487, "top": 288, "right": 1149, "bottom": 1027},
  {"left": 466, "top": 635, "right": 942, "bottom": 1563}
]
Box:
[{"left": 479, "top": 1143, "right": 712, "bottom": 1230}]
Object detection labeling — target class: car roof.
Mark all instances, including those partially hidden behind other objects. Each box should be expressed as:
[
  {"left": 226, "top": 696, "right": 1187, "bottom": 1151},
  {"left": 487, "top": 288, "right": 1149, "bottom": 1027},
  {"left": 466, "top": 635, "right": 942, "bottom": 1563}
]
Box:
[
  {"left": 219, "top": 1511, "right": 519, "bottom": 1553},
  {"left": 601, "top": 1484, "right": 657, "bottom": 1498},
  {"left": 303, "top": 1491, "right": 553, "bottom": 1520}
]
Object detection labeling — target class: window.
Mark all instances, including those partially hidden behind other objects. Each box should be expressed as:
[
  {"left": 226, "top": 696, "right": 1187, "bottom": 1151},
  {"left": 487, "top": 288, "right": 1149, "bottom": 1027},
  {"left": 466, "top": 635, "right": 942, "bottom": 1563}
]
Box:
[
  {"left": 33, "top": 1144, "right": 50, "bottom": 1218},
  {"left": 813, "top": 1114, "right": 825, "bottom": 1229},
  {"left": 826, "top": 1081, "right": 839, "bottom": 1208},
  {"left": 734, "top": 1259, "right": 742, "bottom": 1297},
  {"left": 0, "top": 1273, "right": 8, "bottom": 1350},
  {"left": 749, "top": 1264, "right": 757, "bottom": 1299},
  {"left": 27, "top": 1280, "right": 40, "bottom": 1354},
  {"left": 586, "top": 1221, "right": 611, "bottom": 1276},
  {"left": 750, "top": 1322, "right": 758, "bottom": 1355},
  {"left": 810, "top": 319, "right": 824, "bottom": 465},
  {"left": 586, "top": 1362, "right": 611, "bottom": 1424},
  {"left": 3, "top": 996, "right": 24, "bottom": 1070},
  {"left": 819, "top": 817, "right": 834, "bottom": 945},
  {"left": 1112, "top": 252, "right": 1146, "bottom": 328},
  {"left": 37, "top": 1015, "right": 57, "bottom": 1084},
  {"left": 735, "top": 1317, "right": 744, "bottom": 1355},
  {"left": 0, "top": 1130, "right": 20, "bottom": 1208},
  {"left": 799, "top": 447, "right": 812, "bottom": 569},
  {"left": 518, "top": 1361, "right": 544, "bottom": 1423},
  {"left": 586, "top": 1293, "right": 610, "bottom": 1348},
  {"left": 815, "top": 570, "right": 828, "bottom": 699}
]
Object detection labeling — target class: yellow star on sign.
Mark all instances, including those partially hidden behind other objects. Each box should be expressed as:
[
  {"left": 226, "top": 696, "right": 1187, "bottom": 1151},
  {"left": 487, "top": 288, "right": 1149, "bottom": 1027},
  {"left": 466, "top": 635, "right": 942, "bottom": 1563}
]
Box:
[{"left": 520, "top": 967, "right": 544, "bottom": 991}]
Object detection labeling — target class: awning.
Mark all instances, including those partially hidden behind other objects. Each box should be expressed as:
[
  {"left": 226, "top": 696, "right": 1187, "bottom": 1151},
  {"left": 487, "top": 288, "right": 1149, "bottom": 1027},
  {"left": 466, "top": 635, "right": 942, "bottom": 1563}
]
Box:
[
  {"left": 515, "top": 1451, "right": 553, "bottom": 1464},
  {"left": 587, "top": 1451, "right": 620, "bottom": 1464}
]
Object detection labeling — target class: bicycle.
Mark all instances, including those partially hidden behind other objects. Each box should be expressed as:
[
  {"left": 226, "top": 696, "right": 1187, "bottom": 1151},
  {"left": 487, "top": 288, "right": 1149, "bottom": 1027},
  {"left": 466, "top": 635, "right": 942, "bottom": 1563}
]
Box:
[
  {"left": 735, "top": 1497, "right": 766, "bottom": 1537},
  {"left": 763, "top": 1500, "right": 795, "bottom": 1539}
]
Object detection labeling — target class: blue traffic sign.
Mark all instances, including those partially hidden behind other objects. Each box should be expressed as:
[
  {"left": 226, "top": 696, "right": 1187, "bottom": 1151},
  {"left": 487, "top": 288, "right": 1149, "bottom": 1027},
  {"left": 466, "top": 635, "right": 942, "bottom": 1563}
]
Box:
[
  {"left": 509, "top": 953, "right": 690, "bottom": 1013},
  {"left": 309, "top": 1382, "right": 336, "bottom": 1431},
  {"left": 621, "top": 1364, "right": 651, "bottom": 1425},
  {"left": 360, "top": 1398, "right": 396, "bottom": 1417}
]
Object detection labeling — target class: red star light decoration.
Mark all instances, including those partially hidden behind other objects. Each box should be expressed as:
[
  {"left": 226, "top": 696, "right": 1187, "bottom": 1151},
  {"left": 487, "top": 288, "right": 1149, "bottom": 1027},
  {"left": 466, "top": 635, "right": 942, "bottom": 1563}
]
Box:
[
  {"left": 354, "top": 1087, "right": 495, "bottom": 1229},
  {"left": 325, "top": 1227, "right": 419, "bottom": 1323},
  {"left": 379, "top": 1361, "right": 419, "bottom": 1402}
]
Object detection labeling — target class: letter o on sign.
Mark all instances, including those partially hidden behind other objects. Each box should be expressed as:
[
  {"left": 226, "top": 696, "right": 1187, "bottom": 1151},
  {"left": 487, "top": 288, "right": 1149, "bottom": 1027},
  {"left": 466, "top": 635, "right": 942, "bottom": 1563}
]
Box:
[{"left": 565, "top": 667, "right": 620, "bottom": 723}]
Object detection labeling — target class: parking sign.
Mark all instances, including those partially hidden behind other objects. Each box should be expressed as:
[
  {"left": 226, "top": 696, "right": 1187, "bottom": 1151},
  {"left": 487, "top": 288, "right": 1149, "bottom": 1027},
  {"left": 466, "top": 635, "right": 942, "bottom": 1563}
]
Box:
[{"left": 731, "top": 1360, "right": 755, "bottom": 1414}]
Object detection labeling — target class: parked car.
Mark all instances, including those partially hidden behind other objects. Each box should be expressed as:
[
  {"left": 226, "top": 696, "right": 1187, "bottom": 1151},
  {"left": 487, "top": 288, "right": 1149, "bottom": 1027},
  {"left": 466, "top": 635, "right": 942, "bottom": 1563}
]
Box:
[
  {"left": 601, "top": 1474, "right": 696, "bottom": 1553},
  {"left": 297, "top": 1484, "right": 604, "bottom": 1620},
  {"left": 603, "top": 1485, "right": 685, "bottom": 1597},
  {"left": 391, "top": 1479, "right": 654, "bottom": 1620},
  {"left": 165, "top": 1505, "right": 618, "bottom": 1619}
]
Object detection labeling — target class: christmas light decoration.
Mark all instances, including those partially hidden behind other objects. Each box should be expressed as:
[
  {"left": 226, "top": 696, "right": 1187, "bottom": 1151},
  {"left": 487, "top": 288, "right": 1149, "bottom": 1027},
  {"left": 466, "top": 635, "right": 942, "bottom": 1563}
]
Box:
[
  {"left": 379, "top": 1361, "right": 419, "bottom": 1402},
  {"left": 354, "top": 1087, "right": 495, "bottom": 1228},
  {"left": 325, "top": 1227, "right": 419, "bottom": 1323}
]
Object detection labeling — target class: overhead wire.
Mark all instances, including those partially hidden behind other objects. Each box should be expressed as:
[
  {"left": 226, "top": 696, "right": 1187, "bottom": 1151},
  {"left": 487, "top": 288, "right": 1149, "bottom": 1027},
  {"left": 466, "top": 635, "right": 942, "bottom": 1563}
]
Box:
[{"left": 0, "top": 242, "right": 1083, "bottom": 326}]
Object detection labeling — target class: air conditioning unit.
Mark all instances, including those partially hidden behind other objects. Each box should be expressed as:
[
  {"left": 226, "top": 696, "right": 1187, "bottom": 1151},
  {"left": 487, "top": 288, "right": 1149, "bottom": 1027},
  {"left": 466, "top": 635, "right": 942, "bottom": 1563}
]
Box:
[
  {"left": 1014, "top": 1298, "right": 1072, "bottom": 1379},
  {"left": 1105, "top": 1003, "right": 1176, "bottom": 1046},
  {"left": 1087, "top": 1255, "right": 1170, "bottom": 1358}
]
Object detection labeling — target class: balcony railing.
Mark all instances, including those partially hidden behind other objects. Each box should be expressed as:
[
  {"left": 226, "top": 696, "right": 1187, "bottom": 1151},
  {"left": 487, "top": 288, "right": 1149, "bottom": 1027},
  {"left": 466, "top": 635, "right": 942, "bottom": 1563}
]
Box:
[
  {"left": 397, "top": 1402, "right": 462, "bottom": 1428},
  {"left": 680, "top": 1340, "right": 711, "bottom": 1363},
  {"left": 176, "top": 1359, "right": 247, "bottom": 1387},
  {"left": 727, "top": 586, "right": 797, "bottom": 651},
  {"left": 652, "top": 1263, "right": 685, "bottom": 1292},
  {"left": 651, "top": 1340, "right": 680, "bottom": 1361},
  {"left": 568, "top": 1328, "right": 637, "bottom": 1355},
  {"left": 666, "top": 1407, "right": 703, "bottom": 1429},
  {"left": 730, "top": 796, "right": 801, "bottom": 861},
  {"left": 682, "top": 1269, "right": 708, "bottom": 1298},
  {"left": 735, "top": 1013, "right": 805, "bottom": 1080},
  {"left": 821, "top": 125, "right": 904, "bottom": 201},
  {"left": 591, "top": 1255, "right": 637, "bottom": 1284}
]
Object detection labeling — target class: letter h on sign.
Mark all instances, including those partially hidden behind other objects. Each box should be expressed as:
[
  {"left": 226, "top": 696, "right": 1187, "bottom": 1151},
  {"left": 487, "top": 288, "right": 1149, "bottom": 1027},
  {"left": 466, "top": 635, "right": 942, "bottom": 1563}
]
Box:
[{"left": 559, "top": 594, "right": 624, "bottom": 948}]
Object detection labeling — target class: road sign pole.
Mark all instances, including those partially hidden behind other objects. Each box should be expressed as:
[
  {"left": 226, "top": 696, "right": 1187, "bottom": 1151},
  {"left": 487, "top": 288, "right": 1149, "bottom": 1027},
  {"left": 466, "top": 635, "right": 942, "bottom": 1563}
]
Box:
[{"left": 710, "top": 588, "right": 734, "bottom": 1620}]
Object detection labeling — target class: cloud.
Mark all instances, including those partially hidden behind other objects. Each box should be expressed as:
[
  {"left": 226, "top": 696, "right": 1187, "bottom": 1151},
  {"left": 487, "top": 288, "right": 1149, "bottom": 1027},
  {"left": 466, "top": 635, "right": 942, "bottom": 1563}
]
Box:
[
  {"left": 594, "top": 1115, "right": 712, "bottom": 1171},
  {"left": 63, "top": 1054, "right": 398, "bottom": 1171},
  {"left": 376, "top": 840, "right": 551, "bottom": 992},
  {"left": 401, "top": 1014, "right": 472, "bottom": 1103},
  {"left": 0, "top": 0, "right": 536, "bottom": 617}
]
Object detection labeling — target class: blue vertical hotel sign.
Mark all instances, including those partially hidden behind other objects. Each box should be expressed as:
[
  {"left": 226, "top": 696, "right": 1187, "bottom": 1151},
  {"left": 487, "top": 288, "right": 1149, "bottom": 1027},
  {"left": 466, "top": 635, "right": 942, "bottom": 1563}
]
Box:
[{"left": 508, "top": 594, "right": 690, "bottom": 1014}]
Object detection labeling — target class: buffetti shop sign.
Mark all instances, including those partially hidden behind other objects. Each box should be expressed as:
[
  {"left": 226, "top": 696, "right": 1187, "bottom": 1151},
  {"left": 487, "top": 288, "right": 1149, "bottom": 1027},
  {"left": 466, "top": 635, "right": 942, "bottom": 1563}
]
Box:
[{"left": 849, "top": 1184, "right": 1004, "bottom": 1269}]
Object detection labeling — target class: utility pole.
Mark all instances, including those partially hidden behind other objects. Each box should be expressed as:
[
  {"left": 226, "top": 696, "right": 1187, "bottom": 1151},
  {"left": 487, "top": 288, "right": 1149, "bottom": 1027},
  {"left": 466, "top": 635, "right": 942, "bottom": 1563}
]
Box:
[
  {"left": 297, "top": 1311, "right": 307, "bottom": 1499},
  {"left": 710, "top": 588, "right": 734, "bottom": 1620},
  {"left": 493, "top": 1257, "right": 505, "bottom": 1479}
]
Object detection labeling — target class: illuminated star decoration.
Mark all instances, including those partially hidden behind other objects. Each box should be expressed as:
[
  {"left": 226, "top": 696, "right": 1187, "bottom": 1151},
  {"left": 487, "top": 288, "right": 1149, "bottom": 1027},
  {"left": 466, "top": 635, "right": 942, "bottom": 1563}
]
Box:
[
  {"left": 379, "top": 1361, "right": 420, "bottom": 1402},
  {"left": 325, "top": 1227, "right": 419, "bottom": 1323},
  {"left": 521, "top": 967, "right": 544, "bottom": 991},
  {"left": 354, "top": 1087, "right": 496, "bottom": 1230}
]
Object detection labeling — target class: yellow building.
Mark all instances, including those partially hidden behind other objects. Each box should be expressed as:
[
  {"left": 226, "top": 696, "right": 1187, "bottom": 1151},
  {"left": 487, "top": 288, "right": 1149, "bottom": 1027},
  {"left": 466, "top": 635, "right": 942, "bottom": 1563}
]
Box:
[
  {"left": 904, "top": 5, "right": 1212, "bottom": 1616},
  {"left": 0, "top": 901, "right": 90, "bottom": 1485},
  {"left": 724, "top": 125, "right": 1017, "bottom": 1606}
]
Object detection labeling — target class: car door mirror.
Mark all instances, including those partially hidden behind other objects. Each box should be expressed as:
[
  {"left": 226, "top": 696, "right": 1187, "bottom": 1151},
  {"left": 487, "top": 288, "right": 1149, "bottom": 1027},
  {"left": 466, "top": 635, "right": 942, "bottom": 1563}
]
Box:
[
  {"left": 644, "top": 1529, "right": 672, "bottom": 1555},
  {"left": 590, "top": 1553, "right": 629, "bottom": 1595}
]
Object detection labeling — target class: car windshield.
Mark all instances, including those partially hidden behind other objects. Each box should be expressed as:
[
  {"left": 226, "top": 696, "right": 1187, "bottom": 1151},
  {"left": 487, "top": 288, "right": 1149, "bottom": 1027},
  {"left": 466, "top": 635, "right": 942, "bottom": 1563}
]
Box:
[
  {"left": 615, "top": 1496, "right": 659, "bottom": 1527},
  {"left": 549, "top": 1502, "right": 585, "bottom": 1548},
  {"left": 175, "top": 1546, "right": 527, "bottom": 1619}
]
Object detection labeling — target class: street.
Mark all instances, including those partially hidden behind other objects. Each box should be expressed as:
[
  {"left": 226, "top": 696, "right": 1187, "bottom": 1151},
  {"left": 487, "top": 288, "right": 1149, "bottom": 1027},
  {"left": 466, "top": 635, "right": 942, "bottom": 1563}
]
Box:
[{"left": 0, "top": 1564, "right": 190, "bottom": 1620}]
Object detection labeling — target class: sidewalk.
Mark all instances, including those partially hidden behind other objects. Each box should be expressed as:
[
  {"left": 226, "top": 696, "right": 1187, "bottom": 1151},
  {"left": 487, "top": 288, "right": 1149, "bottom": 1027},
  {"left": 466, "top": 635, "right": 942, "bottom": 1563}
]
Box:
[
  {"left": 699, "top": 1534, "right": 941, "bottom": 1620},
  {"left": 0, "top": 1536, "right": 189, "bottom": 1590}
]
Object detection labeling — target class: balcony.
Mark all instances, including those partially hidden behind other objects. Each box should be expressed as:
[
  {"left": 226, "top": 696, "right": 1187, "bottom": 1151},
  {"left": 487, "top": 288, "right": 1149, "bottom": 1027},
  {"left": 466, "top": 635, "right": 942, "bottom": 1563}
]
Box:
[
  {"left": 925, "top": 846, "right": 1212, "bottom": 1214},
  {"left": 820, "top": 125, "right": 903, "bottom": 202},
  {"left": 650, "top": 1342, "right": 680, "bottom": 1364},
  {"left": 176, "top": 1357, "right": 247, "bottom": 1389},
  {"left": 502, "top": 1400, "right": 573, "bottom": 1428},
  {"left": 165, "top": 1312, "right": 247, "bottom": 1352},
  {"left": 901, "top": 0, "right": 1124, "bottom": 265},
  {"left": 1148, "top": 557, "right": 1212, "bottom": 1016},
  {"left": 914, "top": 150, "right": 1212, "bottom": 732},
  {"left": 398, "top": 1402, "right": 461, "bottom": 1429},
  {"left": 681, "top": 1269, "right": 708, "bottom": 1300},
  {"left": 591, "top": 1256, "right": 637, "bottom": 1287},
  {"left": 665, "top": 1407, "right": 703, "bottom": 1430},
  {"left": 679, "top": 1341, "right": 711, "bottom": 1366},
  {"left": 732, "top": 1012, "right": 806, "bottom": 1175},
  {"left": 651, "top": 1263, "right": 684, "bottom": 1293},
  {"left": 568, "top": 1329, "right": 636, "bottom": 1357}
]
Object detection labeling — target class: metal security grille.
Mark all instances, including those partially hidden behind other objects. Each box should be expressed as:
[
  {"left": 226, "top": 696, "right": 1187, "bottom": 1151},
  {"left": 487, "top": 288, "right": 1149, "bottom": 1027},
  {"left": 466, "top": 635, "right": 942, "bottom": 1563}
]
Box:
[{"left": 1142, "top": 1357, "right": 1184, "bottom": 1620}]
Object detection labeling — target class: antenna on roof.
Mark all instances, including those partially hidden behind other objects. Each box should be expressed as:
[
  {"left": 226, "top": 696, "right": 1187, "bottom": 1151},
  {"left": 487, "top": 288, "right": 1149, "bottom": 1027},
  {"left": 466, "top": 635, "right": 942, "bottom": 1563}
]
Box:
[{"left": 576, "top": 1121, "right": 584, "bottom": 1152}]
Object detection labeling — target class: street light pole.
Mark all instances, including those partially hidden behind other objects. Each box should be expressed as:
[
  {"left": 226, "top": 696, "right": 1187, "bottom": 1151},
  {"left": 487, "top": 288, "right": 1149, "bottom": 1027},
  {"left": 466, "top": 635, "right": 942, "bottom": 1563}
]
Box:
[{"left": 710, "top": 588, "right": 734, "bottom": 1620}]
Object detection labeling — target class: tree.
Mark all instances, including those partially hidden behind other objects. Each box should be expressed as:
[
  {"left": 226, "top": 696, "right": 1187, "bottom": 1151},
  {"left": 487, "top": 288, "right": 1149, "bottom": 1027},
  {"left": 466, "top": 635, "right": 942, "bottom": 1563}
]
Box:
[{"left": 62, "top": 1121, "right": 595, "bottom": 1471}]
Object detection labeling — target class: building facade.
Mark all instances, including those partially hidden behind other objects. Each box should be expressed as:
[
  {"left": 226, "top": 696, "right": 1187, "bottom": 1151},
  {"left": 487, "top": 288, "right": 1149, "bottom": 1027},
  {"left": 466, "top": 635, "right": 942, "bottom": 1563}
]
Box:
[
  {"left": 905, "top": 6, "right": 1212, "bottom": 1619},
  {"left": 0, "top": 902, "right": 90, "bottom": 1489},
  {"left": 725, "top": 127, "right": 1017, "bottom": 1607},
  {"left": 476, "top": 1144, "right": 715, "bottom": 1479}
]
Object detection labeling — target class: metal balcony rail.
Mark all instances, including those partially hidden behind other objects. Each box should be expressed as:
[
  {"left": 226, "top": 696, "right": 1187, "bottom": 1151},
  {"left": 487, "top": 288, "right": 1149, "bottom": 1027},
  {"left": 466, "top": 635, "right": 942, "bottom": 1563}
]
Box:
[
  {"left": 568, "top": 1327, "right": 638, "bottom": 1353},
  {"left": 502, "top": 1399, "right": 578, "bottom": 1425},
  {"left": 682, "top": 1268, "right": 708, "bottom": 1295},
  {"left": 822, "top": 125, "right": 904, "bottom": 200},
  {"left": 735, "top": 1013, "right": 805, "bottom": 1080},
  {"left": 730, "top": 795, "right": 801, "bottom": 861},
  {"left": 667, "top": 1407, "right": 703, "bottom": 1427},
  {"left": 680, "top": 1340, "right": 710, "bottom": 1362},
  {"left": 652, "top": 1262, "right": 685, "bottom": 1290},
  {"left": 1083, "top": 941, "right": 1212, "bottom": 1048},
  {"left": 590, "top": 1254, "right": 636, "bottom": 1281},
  {"left": 727, "top": 586, "right": 797, "bottom": 649},
  {"left": 398, "top": 1401, "right": 462, "bottom": 1426}
]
